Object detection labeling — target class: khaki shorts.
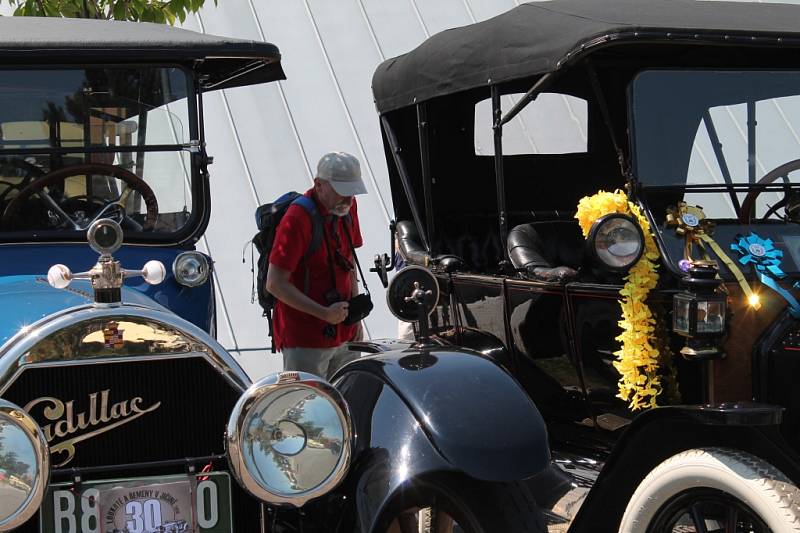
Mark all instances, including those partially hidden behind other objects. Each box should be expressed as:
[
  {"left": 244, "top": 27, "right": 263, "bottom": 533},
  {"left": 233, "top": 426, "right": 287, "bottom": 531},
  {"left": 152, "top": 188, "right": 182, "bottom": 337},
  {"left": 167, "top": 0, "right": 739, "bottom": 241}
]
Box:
[{"left": 282, "top": 343, "right": 360, "bottom": 380}]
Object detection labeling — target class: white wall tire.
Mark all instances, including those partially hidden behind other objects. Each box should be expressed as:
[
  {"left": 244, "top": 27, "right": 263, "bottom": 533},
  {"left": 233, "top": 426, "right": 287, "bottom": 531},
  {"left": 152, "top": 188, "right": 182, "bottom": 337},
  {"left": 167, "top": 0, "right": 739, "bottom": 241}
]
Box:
[{"left": 619, "top": 447, "right": 800, "bottom": 533}]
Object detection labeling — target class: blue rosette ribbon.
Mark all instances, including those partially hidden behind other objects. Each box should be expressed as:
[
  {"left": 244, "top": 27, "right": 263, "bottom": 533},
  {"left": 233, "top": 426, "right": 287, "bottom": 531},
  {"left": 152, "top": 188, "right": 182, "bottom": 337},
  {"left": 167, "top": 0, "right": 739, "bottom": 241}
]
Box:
[{"left": 731, "top": 233, "right": 800, "bottom": 317}]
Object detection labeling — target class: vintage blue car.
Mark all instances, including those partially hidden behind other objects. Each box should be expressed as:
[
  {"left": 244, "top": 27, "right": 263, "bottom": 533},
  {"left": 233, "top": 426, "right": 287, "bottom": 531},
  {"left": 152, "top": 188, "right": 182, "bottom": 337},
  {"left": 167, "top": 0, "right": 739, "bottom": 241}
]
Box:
[{"left": 0, "top": 15, "right": 549, "bottom": 533}]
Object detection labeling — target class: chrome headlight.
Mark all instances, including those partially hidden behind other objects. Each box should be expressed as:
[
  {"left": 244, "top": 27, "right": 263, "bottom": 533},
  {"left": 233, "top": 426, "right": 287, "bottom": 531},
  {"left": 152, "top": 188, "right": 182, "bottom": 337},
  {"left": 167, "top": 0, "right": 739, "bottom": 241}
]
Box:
[
  {"left": 0, "top": 400, "right": 50, "bottom": 532},
  {"left": 172, "top": 251, "right": 210, "bottom": 287},
  {"left": 587, "top": 214, "right": 644, "bottom": 272},
  {"left": 226, "top": 372, "right": 352, "bottom": 507}
]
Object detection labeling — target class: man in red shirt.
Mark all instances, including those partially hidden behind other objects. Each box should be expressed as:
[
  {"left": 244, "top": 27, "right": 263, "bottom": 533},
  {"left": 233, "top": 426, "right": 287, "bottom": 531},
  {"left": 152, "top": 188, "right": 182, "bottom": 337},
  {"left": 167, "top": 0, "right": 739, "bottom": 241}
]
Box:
[{"left": 266, "top": 152, "right": 367, "bottom": 379}]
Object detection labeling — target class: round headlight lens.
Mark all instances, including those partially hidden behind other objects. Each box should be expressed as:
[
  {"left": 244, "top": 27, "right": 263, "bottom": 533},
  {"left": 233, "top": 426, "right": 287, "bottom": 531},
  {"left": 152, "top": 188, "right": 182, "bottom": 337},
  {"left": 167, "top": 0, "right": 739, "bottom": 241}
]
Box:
[
  {"left": 588, "top": 214, "right": 644, "bottom": 271},
  {"left": 172, "top": 251, "right": 210, "bottom": 287},
  {"left": 0, "top": 400, "right": 49, "bottom": 531},
  {"left": 227, "top": 372, "right": 352, "bottom": 507}
]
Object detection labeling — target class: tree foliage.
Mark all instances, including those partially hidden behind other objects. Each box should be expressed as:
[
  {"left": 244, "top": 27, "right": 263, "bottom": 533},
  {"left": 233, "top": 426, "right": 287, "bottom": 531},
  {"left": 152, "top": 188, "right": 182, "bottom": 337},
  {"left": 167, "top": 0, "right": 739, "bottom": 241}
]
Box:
[{"left": 4, "top": 0, "right": 217, "bottom": 25}]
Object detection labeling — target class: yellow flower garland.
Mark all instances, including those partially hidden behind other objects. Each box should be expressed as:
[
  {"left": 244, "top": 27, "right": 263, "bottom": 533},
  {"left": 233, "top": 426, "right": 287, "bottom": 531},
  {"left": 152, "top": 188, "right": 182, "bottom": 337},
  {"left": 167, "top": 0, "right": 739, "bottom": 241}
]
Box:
[{"left": 575, "top": 190, "right": 664, "bottom": 410}]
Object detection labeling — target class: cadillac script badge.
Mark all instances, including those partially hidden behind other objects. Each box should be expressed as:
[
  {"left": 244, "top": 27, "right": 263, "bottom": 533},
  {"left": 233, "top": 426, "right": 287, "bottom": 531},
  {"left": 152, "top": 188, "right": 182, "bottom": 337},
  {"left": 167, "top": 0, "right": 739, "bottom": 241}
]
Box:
[{"left": 25, "top": 390, "right": 161, "bottom": 467}]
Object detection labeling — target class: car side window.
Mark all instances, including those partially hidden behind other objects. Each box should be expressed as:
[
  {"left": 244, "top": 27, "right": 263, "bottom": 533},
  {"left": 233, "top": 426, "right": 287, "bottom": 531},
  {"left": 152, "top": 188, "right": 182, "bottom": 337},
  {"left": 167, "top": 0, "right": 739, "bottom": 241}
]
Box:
[{"left": 474, "top": 92, "right": 588, "bottom": 156}]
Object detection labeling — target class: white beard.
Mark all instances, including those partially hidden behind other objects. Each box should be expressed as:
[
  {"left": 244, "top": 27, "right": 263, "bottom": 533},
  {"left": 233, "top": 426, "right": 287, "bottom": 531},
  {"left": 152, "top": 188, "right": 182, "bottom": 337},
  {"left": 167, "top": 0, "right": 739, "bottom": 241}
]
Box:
[{"left": 332, "top": 203, "right": 351, "bottom": 217}]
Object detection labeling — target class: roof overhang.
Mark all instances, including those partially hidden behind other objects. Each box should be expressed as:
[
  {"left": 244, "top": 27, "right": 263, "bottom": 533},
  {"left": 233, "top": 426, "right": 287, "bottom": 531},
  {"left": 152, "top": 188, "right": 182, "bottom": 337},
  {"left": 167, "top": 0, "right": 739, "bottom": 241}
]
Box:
[
  {"left": 372, "top": 0, "right": 800, "bottom": 113},
  {"left": 0, "top": 17, "right": 285, "bottom": 91}
]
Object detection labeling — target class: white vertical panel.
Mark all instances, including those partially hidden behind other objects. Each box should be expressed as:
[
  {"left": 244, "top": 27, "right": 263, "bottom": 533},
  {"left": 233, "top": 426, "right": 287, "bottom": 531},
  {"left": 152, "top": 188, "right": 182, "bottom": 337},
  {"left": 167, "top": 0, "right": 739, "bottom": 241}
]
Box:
[
  {"left": 464, "top": 0, "right": 519, "bottom": 20},
  {"left": 360, "top": 0, "right": 427, "bottom": 59},
  {"left": 246, "top": 0, "right": 393, "bottom": 341},
  {"left": 412, "top": 0, "right": 473, "bottom": 35}
]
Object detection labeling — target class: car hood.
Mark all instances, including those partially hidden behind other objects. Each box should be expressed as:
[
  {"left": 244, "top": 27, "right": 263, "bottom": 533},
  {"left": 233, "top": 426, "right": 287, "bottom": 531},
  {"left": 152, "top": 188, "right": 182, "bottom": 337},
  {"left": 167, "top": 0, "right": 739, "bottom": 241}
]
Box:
[{"left": 0, "top": 275, "right": 166, "bottom": 348}]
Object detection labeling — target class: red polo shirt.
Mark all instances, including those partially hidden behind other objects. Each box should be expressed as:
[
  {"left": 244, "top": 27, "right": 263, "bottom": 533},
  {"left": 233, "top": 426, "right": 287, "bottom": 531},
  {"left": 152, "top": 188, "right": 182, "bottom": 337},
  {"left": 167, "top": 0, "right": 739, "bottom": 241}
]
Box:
[{"left": 269, "top": 189, "right": 363, "bottom": 350}]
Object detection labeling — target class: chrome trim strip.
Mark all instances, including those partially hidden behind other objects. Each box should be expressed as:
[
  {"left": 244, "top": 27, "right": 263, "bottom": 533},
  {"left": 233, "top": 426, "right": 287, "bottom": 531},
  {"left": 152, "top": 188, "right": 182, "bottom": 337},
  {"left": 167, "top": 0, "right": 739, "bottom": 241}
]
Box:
[
  {"left": 12, "top": 353, "right": 205, "bottom": 369},
  {"left": 0, "top": 305, "right": 251, "bottom": 396}
]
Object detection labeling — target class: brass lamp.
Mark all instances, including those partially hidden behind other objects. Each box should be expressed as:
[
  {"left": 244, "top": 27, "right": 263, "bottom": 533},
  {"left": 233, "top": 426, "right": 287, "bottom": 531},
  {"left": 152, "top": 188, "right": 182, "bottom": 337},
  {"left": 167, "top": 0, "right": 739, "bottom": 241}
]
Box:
[{"left": 673, "top": 261, "right": 727, "bottom": 360}]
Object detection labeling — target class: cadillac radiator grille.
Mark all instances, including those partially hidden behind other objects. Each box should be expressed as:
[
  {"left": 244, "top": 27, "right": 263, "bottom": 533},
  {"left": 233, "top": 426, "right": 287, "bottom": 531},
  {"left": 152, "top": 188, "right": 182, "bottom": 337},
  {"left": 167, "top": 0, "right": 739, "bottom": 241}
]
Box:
[
  {"left": 24, "top": 390, "right": 161, "bottom": 467},
  {"left": 1, "top": 357, "right": 241, "bottom": 468}
]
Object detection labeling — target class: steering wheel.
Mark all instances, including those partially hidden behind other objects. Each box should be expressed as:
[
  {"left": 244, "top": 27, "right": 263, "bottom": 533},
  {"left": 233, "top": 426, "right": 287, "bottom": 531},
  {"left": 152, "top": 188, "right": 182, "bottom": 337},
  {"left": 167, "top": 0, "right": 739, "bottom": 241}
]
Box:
[
  {"left": 0, "top": 158, "right": 46, "bottom": 205},
  {"left": 739, "top": 158, "right": 800, "bottom": 223},
  {"left": 2, "top": 163, "right": 159, "bottom": 231}
]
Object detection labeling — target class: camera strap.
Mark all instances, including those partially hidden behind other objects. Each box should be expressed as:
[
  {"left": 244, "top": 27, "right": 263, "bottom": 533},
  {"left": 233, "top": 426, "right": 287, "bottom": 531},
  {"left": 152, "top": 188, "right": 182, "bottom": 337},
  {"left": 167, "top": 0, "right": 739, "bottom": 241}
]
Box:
[{"left": 344, "top": 224, "right": 370, "bottom": 296}]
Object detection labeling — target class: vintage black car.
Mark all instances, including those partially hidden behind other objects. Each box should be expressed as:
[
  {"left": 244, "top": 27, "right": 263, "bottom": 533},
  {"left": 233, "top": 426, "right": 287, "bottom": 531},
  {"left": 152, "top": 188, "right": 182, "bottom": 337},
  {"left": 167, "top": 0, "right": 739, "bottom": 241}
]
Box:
[
  {"left": 371, "top": 0, "right": 800, "bottom": 531},
  {"left": 0, "top": 15, "right": 550, "bottom": 533}
]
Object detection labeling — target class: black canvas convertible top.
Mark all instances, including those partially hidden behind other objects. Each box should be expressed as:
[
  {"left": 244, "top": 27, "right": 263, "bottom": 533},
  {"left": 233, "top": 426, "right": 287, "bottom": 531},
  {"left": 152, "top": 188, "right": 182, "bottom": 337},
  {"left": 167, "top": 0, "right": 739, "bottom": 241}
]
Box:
[
  {"left": 372, "top": 0, "right": 800, "bottom": 113},
  {"left": 0, "top": 17, "right": 284, "bottom": 91}
]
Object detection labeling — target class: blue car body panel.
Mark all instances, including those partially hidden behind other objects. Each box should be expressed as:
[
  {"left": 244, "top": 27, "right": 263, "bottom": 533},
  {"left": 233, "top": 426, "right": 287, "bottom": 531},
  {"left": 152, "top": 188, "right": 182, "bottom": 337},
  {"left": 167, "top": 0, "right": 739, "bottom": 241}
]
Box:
[
  {"left": 0, "top": 244, "right": 214, "bottom": 333},
  {"left": 0, "top": 276, "right": 171, "bottom": 347}
]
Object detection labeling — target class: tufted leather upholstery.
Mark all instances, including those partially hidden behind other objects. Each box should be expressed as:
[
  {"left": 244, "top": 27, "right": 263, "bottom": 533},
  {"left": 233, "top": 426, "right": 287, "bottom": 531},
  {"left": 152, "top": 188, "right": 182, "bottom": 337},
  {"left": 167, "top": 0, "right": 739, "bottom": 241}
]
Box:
[
  {"left": 396, "top": 220, "right": 430, "bottom": 265},
  {"left": 396, "top": 220, "right": 466, "bottom": 273},
  {"left": 507, "top": 221, "right": 584, "bottom": 272}
]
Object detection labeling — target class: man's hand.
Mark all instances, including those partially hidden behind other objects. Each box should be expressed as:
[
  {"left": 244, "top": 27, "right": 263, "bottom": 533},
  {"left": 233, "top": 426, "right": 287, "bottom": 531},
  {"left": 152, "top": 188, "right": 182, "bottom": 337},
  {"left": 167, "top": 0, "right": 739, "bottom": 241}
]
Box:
[
  {"left": 268, "top": 263, "right": 350, "bottom": 324},
  {"left": 323, "top": 301, "right": 349, "bottom": 324}
]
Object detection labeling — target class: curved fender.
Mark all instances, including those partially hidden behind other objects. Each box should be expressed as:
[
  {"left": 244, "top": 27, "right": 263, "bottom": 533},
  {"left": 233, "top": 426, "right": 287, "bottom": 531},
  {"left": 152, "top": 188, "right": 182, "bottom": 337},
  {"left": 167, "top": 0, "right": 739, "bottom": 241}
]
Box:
[
  {"left": 335, "top": 370, "right": 455, "bottom": 533},
  {"left": 568, "top": 403, "right": 794, "bottom": 533},
  {"left": 335, "top": 346, "right": 550, "bottom": 481}
]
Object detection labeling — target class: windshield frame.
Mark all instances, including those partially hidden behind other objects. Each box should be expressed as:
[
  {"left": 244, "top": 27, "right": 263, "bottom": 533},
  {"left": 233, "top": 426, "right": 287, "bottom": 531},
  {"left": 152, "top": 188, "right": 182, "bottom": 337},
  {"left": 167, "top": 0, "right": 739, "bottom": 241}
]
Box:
[
  {"left": 629, "top": 66, "right": 800, "bottom": 191},
  {"left": 0, "top": 62, "right": 203, "bottom": 246},
  {"left": 628, "top": 67, "right": 800, "bottom": 278}
]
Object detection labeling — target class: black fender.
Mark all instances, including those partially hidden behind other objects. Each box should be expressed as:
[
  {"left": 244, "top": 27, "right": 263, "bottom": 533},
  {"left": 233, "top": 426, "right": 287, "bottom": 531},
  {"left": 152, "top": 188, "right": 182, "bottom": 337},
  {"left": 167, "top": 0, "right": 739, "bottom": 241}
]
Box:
[
  {"left": 434, "top": 327, "right": 512, "bottom": 368},
  {"left": 568, "top": 403, "right": 798, "bottom": 533},
  {"left": 333, "top": 346, "right": 549, "bottom": 532}
]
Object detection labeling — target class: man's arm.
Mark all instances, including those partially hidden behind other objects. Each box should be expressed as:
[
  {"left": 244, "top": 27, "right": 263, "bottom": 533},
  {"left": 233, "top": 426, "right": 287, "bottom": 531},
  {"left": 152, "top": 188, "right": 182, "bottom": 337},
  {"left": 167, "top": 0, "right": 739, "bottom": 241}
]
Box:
[
  {"left": 266, "top": 263, "right": 348, "bottom": 324},
  {"left": 350, "top": 269, "right": 359, "bottom": 297}
]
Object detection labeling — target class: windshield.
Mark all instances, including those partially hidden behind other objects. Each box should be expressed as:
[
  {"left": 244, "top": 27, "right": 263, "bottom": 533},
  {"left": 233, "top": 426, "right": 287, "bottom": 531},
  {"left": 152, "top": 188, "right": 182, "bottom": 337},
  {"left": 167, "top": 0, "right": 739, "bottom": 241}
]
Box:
[
  {"left": 0, "top": 67, "right": 195, "bottom": 240},
  {"left": 632, "top": 69, "right": 800, "bottom": 275}
]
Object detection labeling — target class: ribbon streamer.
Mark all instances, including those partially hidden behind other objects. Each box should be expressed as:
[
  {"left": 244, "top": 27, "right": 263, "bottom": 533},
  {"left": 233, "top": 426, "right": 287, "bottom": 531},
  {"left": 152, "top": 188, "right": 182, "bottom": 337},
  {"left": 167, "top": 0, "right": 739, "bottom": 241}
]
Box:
[
  {"left": 666, "top": 202, "right": 756, "bottom": 306},
  {"left": 731, "top": 233, "right": 800, "bottom": 317},
  {"left": 759, "top": 273, "right": 800, "bottom": 318},
  {"left": 698, "top": 233, "right": 759, "bottom": 308}
]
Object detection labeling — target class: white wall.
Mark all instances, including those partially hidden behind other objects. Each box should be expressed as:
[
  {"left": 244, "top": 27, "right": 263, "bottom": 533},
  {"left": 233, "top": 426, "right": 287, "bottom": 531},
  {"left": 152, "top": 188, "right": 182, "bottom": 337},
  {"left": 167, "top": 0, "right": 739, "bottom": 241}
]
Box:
[{"left": 184, "top": 0, "right": 535, "bottom": 379}]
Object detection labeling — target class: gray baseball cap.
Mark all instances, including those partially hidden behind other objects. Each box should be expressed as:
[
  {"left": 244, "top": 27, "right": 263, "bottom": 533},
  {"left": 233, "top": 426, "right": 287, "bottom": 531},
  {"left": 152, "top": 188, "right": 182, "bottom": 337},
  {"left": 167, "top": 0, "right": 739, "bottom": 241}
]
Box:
[{"left": 316, "top": 152, "right": 367, "bottom": 196}]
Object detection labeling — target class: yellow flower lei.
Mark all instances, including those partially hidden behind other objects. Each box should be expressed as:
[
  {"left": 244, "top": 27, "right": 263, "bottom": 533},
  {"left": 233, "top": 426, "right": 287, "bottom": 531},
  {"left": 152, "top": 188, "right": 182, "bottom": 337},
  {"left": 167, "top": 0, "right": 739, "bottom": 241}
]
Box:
[{"left": 575, "top": 190, "right": 663, "bottom": 410}]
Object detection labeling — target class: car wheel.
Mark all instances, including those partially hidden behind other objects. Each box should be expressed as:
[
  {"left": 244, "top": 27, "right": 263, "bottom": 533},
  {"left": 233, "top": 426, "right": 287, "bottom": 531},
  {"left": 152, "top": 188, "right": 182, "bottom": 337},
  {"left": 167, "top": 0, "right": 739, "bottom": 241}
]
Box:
[
  {"left": 619, "top": 447, "right": 800, "bottom": 533},
  {"left": 383, "top": 473, "right": 545, "bottom": 533}
]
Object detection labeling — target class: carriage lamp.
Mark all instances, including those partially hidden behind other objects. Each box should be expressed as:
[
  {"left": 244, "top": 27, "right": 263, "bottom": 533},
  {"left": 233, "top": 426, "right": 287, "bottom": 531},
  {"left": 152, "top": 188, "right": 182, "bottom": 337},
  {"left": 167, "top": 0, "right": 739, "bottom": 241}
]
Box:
[
  {"left": 173, "top": 251, "right": 210, "bottom": 287},
  {"left": 672, "top": 261, "right": 727, "bottom": 359},
  {"left": 587, "top": 214, "right": 645, "bottom": 272}
]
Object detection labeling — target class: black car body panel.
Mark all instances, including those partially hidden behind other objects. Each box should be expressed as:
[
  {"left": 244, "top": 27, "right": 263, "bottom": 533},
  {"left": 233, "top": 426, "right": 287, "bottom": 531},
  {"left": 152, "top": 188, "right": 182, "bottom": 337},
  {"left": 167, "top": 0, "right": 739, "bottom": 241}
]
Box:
[
  {"left": 334, "top": 347, "right": 550, "bottom": 532},
  {"left": 335, "top": 348, "right": 550, "bottom": 483}
]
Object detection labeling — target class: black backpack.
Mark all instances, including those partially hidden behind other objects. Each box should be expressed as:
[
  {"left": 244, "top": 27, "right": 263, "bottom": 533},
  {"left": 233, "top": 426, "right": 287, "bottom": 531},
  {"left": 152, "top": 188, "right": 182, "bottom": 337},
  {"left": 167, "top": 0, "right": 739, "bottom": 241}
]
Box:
[{"left": 251, "top": 192, "right": 324, "bottom": 352}]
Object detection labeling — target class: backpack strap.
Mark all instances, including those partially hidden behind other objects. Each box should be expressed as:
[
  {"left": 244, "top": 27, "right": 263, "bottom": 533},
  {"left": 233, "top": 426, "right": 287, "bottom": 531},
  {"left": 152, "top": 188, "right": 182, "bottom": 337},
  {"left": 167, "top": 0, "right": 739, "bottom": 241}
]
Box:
[{"left": 292, "top": 195, "right": 325, "bottom": 293}]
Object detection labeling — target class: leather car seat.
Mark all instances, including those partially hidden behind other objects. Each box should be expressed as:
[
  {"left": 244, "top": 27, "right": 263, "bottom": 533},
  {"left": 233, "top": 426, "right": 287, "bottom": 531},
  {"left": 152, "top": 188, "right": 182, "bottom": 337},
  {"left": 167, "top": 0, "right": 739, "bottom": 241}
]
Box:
[
  {"left": 507, "top": 221, "right": 583, "bottom": 282},
  {"left": 396, "top": 220, "right": 465, "bottom": 273}
]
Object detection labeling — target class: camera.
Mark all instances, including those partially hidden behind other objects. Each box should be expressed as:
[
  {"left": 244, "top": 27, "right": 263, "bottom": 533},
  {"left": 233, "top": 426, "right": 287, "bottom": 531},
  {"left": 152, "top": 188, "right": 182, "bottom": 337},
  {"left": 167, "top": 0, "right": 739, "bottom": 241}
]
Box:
[
  {"left": 323, "top": 288, "right": 372, "bottom": 334},
  {"left": 344, "top": 293, "right": 373, "bottom": 325},
  {"left": 324, "top": 288, "right": 343, "bottom": 304}
]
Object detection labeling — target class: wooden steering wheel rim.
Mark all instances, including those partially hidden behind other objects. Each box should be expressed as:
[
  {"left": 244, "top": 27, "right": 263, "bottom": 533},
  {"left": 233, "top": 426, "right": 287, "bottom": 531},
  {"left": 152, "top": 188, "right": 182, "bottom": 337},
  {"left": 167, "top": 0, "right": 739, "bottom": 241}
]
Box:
[
  {"left": 739, "top": 158, "right": 800, "bottom": 223},
  {"left": 1, "top": 163, "right": 159, "bottom": 230}
]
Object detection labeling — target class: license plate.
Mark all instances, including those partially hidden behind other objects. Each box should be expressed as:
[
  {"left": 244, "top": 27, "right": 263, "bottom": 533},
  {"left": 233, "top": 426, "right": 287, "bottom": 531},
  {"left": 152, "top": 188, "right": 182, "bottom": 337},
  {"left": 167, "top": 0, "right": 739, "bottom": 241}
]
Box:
[{"left": 39, "top": 472, "right": 232, "bottom": 533}]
